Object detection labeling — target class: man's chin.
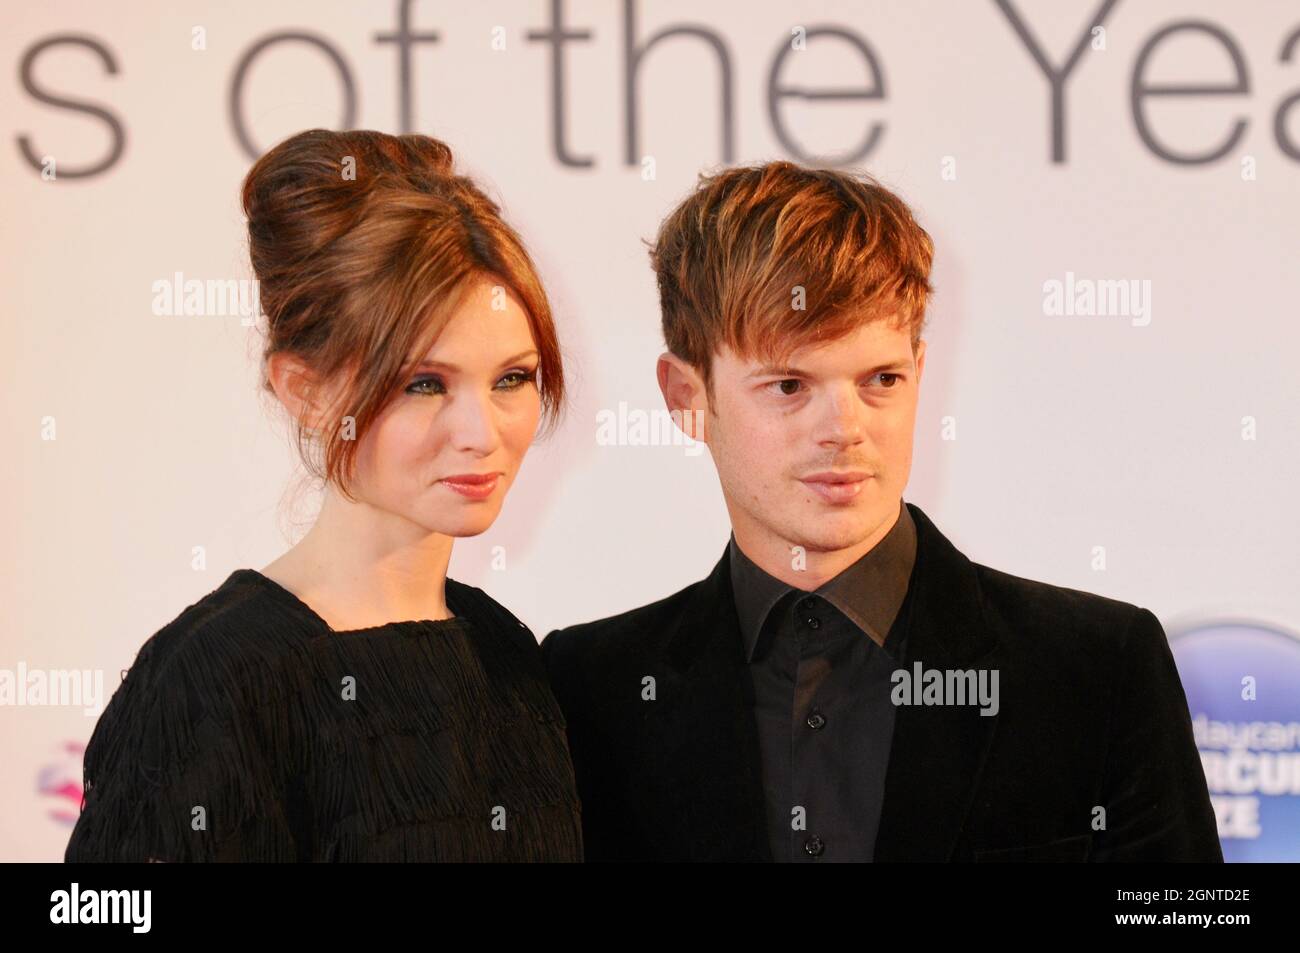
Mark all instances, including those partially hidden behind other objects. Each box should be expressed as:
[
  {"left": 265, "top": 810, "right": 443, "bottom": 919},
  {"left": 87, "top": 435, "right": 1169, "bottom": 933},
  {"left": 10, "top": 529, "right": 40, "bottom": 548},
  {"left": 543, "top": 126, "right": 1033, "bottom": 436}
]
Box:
[{"left": 780, "top": 519, "right": 876, "bottom": 556}]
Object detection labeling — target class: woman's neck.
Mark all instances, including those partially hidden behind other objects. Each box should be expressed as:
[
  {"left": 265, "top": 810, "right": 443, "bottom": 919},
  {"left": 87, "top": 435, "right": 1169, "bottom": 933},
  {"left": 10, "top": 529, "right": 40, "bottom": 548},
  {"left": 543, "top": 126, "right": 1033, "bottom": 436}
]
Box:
[{"left": 261, "top": 487, "right": 456, "bottom": 630}]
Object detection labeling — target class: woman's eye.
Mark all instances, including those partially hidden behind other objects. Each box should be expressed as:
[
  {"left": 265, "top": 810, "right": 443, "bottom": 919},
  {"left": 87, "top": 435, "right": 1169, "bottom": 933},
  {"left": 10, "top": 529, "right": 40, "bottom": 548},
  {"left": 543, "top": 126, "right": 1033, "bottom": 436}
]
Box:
[
  {"left": 406, "top": 376, "right": 445, "bottom": 396},
  {"left": 407, "top": 369, "right": 538, "bottom": 396},
  {"left": 496, "top": 368, "right": 538, "bottom": 390}
]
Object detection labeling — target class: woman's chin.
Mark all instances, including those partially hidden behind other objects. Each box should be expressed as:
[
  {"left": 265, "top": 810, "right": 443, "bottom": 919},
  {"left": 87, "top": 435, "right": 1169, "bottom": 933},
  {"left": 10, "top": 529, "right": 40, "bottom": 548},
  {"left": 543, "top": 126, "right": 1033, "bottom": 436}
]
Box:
[{"left": 415, "top": 509, "right": 500, "bottom": 538}]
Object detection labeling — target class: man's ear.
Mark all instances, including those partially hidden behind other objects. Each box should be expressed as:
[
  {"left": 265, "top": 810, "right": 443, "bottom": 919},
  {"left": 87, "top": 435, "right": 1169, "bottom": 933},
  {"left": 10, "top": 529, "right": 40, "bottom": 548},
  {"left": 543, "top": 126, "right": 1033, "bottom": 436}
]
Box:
[
  {"left": 656, "top": 351, "right": 709, "bottom": 443},
  {"left": 914, "top": 339, "right": 927, "bottom": 386},
  {"left": 266, "top": 351, "right": 332, "bottom": 434}
]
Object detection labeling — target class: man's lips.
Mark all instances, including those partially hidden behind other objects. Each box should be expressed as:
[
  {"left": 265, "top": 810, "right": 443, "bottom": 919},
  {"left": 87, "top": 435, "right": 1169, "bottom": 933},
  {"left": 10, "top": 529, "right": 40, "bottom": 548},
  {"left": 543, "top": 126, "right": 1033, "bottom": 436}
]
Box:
[
  {"left": 801, "top": 470, "right": 870, "bottom": 484},
  {"left": 799, "top": 471, "right": 871, "bottom": 504}
]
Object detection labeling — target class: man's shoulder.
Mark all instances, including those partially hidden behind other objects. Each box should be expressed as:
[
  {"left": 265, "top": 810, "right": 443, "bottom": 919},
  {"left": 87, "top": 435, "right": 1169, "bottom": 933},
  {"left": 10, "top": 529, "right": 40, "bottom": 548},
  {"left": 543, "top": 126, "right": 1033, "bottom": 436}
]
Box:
[
  {"left": 970, "top": 559, "right": 1156, "bottom": 658},
  {"left": 975, "top": 560, "right": 1140, "bottom": 616},
  {"left": 541, "top": 574, "right": 706, "bottom": 669}
]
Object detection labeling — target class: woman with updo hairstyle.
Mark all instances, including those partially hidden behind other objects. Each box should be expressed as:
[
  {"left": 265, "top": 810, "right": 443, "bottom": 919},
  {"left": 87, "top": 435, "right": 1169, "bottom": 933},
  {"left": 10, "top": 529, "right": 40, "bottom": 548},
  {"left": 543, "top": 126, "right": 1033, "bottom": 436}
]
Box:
[{"left": 64, "top": 129, "right": 582, "bottom": 862}]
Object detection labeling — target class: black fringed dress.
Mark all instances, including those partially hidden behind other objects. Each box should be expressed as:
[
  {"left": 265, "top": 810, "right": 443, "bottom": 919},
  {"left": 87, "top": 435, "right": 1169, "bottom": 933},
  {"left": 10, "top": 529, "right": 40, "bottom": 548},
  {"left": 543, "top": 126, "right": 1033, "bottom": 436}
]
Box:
[{"left": 64, "top": 569, "right": 584, "bottom": 862}]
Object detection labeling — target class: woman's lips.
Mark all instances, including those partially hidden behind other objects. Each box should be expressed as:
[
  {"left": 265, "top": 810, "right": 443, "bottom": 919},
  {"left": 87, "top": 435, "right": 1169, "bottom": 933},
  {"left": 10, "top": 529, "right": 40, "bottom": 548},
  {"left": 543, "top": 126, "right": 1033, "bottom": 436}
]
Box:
[
  {"left": 438, "top": 473, "right": 501, "bottom": 500},
  {"left": 800, "top": 473, "right": 871, "bottom": 505}
]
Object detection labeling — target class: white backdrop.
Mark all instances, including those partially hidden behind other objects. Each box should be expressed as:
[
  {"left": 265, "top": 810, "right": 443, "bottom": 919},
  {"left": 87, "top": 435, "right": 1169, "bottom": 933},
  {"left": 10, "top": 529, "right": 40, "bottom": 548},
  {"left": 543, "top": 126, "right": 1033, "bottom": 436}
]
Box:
[{"left": 3, "top": 0, "right": 1297, "bottom": 861}]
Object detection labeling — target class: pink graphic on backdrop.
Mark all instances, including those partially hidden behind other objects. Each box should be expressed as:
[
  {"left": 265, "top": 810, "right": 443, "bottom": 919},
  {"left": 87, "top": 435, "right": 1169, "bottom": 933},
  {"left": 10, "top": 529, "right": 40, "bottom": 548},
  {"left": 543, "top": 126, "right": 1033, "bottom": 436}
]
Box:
[{"left": 37, "top": 741, "right": 85, "bottom": 825}]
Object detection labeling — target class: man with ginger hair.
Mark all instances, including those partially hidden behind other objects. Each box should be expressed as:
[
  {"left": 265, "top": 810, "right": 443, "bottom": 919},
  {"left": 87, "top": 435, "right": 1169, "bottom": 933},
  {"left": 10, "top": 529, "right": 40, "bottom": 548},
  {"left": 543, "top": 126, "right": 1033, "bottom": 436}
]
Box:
[{"left": 542, "top": 162, "right": 1221, "bottom": 863}]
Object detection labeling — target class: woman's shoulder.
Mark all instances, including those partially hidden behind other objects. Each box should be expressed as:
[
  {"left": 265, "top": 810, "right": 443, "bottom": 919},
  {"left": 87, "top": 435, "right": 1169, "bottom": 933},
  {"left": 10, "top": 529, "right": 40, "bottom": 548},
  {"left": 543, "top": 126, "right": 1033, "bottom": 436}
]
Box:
[
  {"left": 104, "top": 569, "right": 322, "bottom": 732},
  {"left": 443, "top": 579, "right": 569, "bottom": 730},
  {"left": 130, "top": 569, "right": 319, "bottom": 682},
  {"left": 68, "top": 571, "right": 304, "bottom": 863},
  {"left": 80, "top": 571, "right": 310, "bottom": 794},
  {"left": 445, "top": 578, "right": 540, "bottom": 656}
]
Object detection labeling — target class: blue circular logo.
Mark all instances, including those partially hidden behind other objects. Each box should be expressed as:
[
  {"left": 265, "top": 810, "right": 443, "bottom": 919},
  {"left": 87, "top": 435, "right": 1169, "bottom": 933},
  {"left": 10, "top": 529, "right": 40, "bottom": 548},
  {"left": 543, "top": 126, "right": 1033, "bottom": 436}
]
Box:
[{"left": 1170, "top": 619, "right": 1300, "bottom": 862}]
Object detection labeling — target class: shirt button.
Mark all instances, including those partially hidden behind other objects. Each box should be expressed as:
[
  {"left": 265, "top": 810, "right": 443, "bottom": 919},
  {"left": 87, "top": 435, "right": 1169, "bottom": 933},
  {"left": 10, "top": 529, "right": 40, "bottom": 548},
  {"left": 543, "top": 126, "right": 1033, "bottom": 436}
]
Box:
[
  {"left": 806, "top": 710, "right": 826, "bottom": 729},
  {"left": 804, "top": 835, "right": 825, "bottom": 857},
  {"left": 799, "top": 597, "right": 816, "bottom": 612},
  {"left": 805, "top": 616, "right": 821, "bottom": 629}
]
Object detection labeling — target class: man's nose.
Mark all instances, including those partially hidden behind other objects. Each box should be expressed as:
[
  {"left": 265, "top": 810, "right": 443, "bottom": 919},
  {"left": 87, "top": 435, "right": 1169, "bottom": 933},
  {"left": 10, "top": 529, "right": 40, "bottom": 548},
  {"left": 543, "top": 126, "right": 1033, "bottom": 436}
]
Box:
[{"left": 818, "top": 384, "right": 866, "bottom": 446}]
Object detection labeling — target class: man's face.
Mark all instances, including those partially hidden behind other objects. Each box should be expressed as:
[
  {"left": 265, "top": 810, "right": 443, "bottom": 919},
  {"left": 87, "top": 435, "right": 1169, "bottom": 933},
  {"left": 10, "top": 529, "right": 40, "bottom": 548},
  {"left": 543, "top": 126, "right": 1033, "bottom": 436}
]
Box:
[{"left": 689, "top": 320, "right": 925, "bottom": 561}]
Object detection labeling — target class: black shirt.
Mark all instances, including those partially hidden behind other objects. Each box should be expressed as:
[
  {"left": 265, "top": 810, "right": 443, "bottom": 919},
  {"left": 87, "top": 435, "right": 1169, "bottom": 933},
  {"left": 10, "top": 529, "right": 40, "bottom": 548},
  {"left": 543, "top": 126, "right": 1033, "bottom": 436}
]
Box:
[
  {"left": 728, "top": 499, "right": 917, "bottom": 862},
  {"left": 65, "top": 569, "right": 583, "bottom": 862}
]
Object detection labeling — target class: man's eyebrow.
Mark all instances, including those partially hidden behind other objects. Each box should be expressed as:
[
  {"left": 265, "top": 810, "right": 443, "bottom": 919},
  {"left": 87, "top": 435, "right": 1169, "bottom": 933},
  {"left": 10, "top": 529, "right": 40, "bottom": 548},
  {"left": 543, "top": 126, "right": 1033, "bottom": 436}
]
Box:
[
  {"left": 404, "top": 349, "right": 540, "bottom": 371},
  {"left": 745, "top": 359, "right": 912, "bottom": 379}
]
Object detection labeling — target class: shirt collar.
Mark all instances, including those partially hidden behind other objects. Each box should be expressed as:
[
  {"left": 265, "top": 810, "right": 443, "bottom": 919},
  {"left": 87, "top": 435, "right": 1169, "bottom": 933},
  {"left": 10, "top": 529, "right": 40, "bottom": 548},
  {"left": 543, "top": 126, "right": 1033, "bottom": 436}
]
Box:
[{"left": 727, "top": 499, "right": 917, "bottom": 663}]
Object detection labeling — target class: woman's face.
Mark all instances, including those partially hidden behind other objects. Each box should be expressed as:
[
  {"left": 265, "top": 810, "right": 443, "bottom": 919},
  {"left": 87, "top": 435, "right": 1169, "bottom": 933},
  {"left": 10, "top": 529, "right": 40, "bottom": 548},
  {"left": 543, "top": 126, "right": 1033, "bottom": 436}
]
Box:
[{"left": 349, "top": 277, "right": 542, "bottom": 538}]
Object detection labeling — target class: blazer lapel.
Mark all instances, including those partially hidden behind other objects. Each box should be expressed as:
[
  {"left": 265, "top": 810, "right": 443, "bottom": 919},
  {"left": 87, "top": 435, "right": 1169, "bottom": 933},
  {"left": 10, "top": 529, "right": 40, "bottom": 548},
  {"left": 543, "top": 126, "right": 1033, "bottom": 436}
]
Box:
[
  {"left": 873, "top": 503, "right": 1002, "bottom": 861},
  {"left": 641, "top": 501, "right": 1000, "bottom": 862}
]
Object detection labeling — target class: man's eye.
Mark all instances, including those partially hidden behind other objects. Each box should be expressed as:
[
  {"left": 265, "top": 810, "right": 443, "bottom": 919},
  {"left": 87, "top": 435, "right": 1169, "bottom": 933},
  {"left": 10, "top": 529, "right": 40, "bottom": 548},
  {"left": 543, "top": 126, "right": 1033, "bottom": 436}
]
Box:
[
  {"left": 766, "top": 379, "right": 803, "bottom": 396},
  {"left": 872, "top": 373, "right": 901, "bottom": 388},
  {"left": 406, "top": 376, "right": 445, "bottom": 396}
]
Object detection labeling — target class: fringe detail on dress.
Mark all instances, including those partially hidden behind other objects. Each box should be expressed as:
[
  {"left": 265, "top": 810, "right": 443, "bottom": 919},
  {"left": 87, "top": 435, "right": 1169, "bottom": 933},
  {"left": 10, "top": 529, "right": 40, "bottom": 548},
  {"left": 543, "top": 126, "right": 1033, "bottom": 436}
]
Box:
[{"left": 65, "top": 573, "right": 584, "bottom": 862}]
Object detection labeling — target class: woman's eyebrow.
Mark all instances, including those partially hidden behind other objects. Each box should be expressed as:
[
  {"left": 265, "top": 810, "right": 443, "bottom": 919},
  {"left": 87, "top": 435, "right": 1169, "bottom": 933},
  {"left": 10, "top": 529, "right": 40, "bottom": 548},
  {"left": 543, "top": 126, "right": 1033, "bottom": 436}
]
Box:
[{"left": 405, "top": 349, "right": 540, "bottom": 371}]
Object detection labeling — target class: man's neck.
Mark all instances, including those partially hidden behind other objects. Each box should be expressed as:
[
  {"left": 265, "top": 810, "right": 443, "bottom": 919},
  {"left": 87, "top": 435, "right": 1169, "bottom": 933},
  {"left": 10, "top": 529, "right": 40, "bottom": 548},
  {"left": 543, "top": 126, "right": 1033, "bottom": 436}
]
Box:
[{"left": 730, "top": 499, "right": 904, "bottom": 591}]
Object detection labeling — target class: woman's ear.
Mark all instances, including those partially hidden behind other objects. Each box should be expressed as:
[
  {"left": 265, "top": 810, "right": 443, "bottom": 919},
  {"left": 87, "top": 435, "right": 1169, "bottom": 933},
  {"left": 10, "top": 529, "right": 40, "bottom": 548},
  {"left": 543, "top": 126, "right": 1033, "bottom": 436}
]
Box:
[{"left": 266, "top": 351, "right": 329, "bottom": 434}]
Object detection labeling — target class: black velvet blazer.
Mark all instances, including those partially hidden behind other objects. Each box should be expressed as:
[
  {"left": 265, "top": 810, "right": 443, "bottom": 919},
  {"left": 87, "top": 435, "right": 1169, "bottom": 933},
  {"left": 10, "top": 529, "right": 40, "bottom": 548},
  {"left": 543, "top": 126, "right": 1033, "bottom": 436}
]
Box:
[{"left": 541, "top": 502, "right": 1222, "bottom": 862}]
